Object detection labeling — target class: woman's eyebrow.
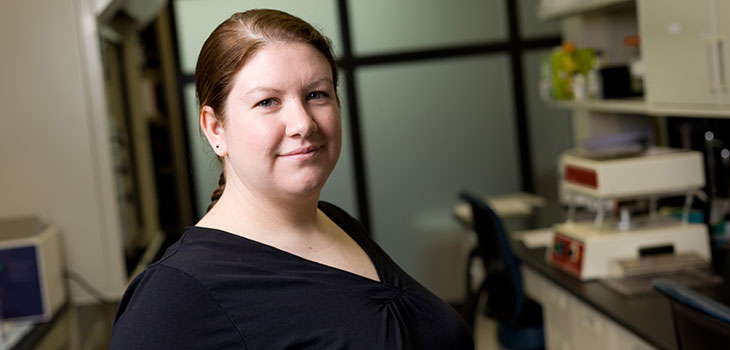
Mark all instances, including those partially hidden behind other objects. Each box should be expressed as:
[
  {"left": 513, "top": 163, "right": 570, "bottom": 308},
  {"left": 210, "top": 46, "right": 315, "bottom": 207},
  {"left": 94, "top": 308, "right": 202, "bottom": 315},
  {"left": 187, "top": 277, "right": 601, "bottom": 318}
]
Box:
[
  {"left": 304, "top": 77, "right": 333, "bottom": 90},
  {"left": 244, "top": 86, "right": 283, "bottom": 96},
  {"left": 244, "top": 77, "right": 333, "bottom": 96}
]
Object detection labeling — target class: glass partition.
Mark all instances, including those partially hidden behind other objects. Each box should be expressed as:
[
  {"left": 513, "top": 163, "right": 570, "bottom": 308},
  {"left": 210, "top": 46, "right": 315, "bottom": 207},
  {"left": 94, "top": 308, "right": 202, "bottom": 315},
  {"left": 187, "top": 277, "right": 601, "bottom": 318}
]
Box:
[
  {"left": 358, "top": 54, "right": 520, "bottom": 299},
  {"left": 174, "top": 0, "right": 341, "bottom": 74},
  {"left": 349, "top": 0, "right": 507, "bottom": 55}
]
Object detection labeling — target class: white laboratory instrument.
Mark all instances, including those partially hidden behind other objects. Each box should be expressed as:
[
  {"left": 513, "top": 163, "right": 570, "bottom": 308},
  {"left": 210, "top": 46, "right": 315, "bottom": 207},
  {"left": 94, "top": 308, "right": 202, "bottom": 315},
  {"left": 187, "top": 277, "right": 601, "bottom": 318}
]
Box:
[
  {"left": 560, "top": 147, "right": 705, "bottom": 199},
  {"left": 547, "top": 147, "right": 712, "bottom": 280},
  {"left": 0, "top": 217, "right": 67, "bottom": 321}
]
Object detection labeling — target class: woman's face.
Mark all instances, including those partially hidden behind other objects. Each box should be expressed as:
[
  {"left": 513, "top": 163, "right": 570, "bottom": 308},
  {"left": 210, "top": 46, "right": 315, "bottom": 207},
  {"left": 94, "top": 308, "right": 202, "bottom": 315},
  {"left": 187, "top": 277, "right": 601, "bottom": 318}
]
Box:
[{"left": 220, "top": 42, "right": 341, "bottom": 200}]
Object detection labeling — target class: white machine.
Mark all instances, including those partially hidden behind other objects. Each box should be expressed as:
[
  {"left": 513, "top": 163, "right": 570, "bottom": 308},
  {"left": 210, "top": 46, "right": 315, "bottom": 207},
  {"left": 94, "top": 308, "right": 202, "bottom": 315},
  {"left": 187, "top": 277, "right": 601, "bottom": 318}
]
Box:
[
  {"left": 560, "top": 147, "right": 705, "bottom": 199},
  {"left": 547, "top": 147, "right": 712, "bottom": 281},
  {"left": 0, "top": 217, "right": 67, "bottom": 321}
]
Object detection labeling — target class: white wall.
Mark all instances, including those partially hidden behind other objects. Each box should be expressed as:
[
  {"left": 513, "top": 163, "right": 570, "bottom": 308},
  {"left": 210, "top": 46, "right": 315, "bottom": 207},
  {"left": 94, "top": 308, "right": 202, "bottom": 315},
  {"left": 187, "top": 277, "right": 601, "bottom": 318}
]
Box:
[{"left": 0, "top": 0, "right": 127, "bottom": 302}]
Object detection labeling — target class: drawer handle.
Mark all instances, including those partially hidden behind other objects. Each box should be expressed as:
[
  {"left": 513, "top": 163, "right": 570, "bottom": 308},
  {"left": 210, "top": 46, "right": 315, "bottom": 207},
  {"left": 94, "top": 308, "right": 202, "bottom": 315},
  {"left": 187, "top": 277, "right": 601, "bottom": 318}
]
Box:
[
  {"left": 708, "top": 38, "right": 717, "bottom": 94},
  {"left": 718, "top": 38, "right": 727, "bottom": 93}
]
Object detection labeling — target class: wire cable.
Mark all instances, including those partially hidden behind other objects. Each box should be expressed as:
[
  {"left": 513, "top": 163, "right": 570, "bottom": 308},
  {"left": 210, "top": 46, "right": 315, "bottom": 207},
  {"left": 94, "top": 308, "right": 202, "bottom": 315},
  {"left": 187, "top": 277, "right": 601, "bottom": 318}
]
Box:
[{"left": 63, "top": 270, "right": 118, "bottom": 305}]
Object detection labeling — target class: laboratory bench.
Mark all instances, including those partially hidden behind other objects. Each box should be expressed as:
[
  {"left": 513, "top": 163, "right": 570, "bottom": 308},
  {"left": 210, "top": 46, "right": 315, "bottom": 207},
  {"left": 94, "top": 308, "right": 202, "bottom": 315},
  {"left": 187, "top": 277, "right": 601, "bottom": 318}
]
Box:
[
  {"left": 513, "top": 236, "right": 730, "bottom": 350},
  {"left": 455, "top": 195, "right": 730, "bottom": 350}
]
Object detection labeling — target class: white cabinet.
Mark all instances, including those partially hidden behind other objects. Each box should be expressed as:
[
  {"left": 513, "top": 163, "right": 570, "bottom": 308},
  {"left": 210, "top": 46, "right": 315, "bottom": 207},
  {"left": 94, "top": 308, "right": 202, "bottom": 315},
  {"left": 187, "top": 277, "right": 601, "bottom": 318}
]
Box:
[
  {"left": 523, "top": 267, "right": 574, "bottom": 350},
  {"left": 521, "top": 266, "right": 657, "bottom": 350},
  {"left": 638, "top": 0, "right": 730, "bottom": 106},
  {"left": 571, "top": 295, "right": 653, "bottom": 350},
  {"left": 544, "top": 284, "right": 574, "bottom": 350},
  {"left": 540, "top": 0, "right": 730, "bottom": 119},
  {"left": 572, "top": 299, "right": 613, "bottom": 350}
]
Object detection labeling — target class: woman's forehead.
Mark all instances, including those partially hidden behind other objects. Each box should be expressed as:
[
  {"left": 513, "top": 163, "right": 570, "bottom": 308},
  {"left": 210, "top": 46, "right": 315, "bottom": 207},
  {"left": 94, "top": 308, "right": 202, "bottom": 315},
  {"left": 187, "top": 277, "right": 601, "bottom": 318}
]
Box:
[{"left": 234, "top": 42, "right": 332, "bottom": 92}]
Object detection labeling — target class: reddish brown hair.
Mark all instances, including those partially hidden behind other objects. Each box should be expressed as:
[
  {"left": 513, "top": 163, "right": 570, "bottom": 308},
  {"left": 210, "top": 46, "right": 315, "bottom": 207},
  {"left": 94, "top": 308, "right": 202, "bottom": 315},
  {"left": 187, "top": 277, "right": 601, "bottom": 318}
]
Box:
[{"left": 195, "top": 9, "right": 339, "bottom": 211}]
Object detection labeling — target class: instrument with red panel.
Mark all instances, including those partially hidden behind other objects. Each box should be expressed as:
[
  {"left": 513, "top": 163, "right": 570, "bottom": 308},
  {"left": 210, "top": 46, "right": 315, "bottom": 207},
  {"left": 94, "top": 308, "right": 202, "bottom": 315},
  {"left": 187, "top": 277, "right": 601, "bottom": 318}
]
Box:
[{"left": 546, "top": 147, "right": 711, "bottom": 280}]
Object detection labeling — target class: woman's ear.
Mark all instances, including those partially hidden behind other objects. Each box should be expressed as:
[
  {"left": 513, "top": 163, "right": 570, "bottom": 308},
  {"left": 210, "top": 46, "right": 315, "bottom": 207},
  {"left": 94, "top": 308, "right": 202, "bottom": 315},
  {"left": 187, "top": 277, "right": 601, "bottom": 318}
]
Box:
[{"left": 200, "top": 105, "right": 227, "bottom": 157}]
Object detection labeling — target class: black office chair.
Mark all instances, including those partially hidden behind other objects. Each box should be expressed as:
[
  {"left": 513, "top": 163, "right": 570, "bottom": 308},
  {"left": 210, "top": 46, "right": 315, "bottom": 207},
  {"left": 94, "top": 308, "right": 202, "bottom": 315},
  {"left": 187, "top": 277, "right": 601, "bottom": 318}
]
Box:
[
  {"left": 652, "top": 278, "right": 730, "bottom": 350},
  {"left": 459, "top": 191, "right": 544, "bottom": 349}
]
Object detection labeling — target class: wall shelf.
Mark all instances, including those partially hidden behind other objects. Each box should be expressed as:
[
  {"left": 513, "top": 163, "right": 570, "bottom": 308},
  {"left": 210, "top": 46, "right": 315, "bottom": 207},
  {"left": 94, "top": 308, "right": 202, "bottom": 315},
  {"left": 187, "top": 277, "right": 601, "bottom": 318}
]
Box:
[
  {"left": 650, "top": 104, "right": 730, "bottom": 119},
  {"left": 547, "top": 98, "right": 730, "bottom": 118},
  {"left": 547, "top": 98, "right": 647, "bottom": 114}
]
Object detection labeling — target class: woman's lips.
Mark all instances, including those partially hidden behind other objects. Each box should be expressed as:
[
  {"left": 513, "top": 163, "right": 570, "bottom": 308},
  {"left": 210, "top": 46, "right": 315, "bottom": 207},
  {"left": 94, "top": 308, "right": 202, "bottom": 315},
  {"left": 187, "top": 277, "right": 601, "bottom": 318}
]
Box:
[{"left": 280, "top": 145, "right": 322, "bottom": 160}]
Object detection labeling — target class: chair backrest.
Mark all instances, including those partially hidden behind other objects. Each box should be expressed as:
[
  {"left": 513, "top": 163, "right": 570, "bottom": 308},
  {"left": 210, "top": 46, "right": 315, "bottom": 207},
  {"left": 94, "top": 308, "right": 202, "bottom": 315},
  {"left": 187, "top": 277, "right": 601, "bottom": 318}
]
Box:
[
  {"left": 459, "top": 191, "right": 525, "bottom": 326},
  {"left": 652, "top": 278, "right": 730, "bottom": 350}
]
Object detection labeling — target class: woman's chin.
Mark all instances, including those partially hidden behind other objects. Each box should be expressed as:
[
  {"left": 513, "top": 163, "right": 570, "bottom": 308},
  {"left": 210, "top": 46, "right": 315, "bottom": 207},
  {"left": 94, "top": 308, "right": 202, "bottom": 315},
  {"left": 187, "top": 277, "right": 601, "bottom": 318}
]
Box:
[
  {"left": 276, "top": 176, "right": 329, "bottom": 199},
  {"left": 284, "top": 166, "right": 334, "bottom": 192}
]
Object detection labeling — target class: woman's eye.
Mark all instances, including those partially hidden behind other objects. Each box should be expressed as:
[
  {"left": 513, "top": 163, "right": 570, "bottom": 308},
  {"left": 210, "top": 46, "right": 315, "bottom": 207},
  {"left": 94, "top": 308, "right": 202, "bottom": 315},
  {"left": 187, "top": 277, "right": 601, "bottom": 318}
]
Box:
[
  {"left": 307, "top": 91, "right": 327, "bottom": 100},
  {"left": 256, "top": 98, "right": 276, "bottom": 108}
]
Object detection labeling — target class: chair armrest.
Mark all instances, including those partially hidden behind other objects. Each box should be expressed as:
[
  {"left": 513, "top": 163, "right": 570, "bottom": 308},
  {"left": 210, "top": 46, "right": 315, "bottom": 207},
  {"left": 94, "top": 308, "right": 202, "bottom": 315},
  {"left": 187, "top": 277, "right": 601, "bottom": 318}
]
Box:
[{"left": 652, "top": 278, "right": 730, "bottom": 324}]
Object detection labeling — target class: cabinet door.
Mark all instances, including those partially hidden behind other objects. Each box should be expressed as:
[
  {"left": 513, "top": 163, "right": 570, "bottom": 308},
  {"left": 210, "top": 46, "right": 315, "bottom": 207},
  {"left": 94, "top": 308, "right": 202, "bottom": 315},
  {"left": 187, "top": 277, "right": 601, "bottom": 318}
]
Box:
[
  {"left": 639, "top": 0, "right": 718, "bottom": 105},
  {"left": 572, "top": 298, "right": 614, "bottom": 350},
  {"left": 544, "top": 284, "right": 574, "bottom": 349}
]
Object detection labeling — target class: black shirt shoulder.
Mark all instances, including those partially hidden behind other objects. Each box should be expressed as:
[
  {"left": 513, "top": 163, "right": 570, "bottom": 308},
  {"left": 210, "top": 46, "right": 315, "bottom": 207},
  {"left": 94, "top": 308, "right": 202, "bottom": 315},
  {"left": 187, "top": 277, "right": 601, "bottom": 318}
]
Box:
[{"left": 110, "top": 262, "right": 247, "bottom": 350}]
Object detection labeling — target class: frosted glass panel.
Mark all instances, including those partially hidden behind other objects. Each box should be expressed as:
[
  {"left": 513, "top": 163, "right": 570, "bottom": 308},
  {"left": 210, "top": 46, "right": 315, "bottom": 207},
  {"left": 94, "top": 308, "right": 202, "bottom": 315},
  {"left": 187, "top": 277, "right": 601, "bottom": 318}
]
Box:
[
  {"left": 519, "top": 0, "right": 562, "bottom": 38},
  {"left": 174, "top": 0, "right": 341, "bottom": 74},
  {"left": 349, "top": 0, "right": 507, "bottom": 55},
  {"left": 182, "top": 76, "right": 358, "bottom": 219},
  {"left": 523, "top": 50, "right": 572, "bottom": 222},
  {"left": 358, "top": 55, "right": 519, "bottom": 300}
]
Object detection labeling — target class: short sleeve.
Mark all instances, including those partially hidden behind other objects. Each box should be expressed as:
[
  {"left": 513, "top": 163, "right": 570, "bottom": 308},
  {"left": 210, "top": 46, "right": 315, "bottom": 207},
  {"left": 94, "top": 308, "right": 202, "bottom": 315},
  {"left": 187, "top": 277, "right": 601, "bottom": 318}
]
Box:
[{"left": 110, "top": 264, "right": 246, "bottom": 350}]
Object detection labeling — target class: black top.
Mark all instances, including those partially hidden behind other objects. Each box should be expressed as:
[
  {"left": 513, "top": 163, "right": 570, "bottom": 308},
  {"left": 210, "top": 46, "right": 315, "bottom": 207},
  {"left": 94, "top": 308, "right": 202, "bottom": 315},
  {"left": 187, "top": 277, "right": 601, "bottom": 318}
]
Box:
[{"left": 110, "top": 202, "right": 474, "bottom": 349}]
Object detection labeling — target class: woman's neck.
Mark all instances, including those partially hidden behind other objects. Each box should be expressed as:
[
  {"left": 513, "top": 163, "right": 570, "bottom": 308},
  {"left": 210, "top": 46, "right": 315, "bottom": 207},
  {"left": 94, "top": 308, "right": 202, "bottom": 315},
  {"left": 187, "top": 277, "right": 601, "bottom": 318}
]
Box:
[{"left": 196, "top": 181, "right": 324, "bottom": 244}]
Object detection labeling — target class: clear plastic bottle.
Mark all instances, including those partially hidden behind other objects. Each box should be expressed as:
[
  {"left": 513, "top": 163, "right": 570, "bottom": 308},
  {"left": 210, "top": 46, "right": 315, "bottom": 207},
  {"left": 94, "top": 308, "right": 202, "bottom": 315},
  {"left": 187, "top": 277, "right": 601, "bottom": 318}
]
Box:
[
  {"left": 586, "top": 52, "right": 603, "bottom": 99},
  {"left": 624, "top": 35, "right": 644, "bottom": 95}
]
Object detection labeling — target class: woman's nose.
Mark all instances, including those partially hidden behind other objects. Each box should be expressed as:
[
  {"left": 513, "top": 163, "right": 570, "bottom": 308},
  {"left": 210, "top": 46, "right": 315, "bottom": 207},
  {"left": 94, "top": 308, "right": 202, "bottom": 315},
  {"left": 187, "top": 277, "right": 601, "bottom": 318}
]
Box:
[{"left": 285, "top": 100, "right": 318, "bottom": 137}]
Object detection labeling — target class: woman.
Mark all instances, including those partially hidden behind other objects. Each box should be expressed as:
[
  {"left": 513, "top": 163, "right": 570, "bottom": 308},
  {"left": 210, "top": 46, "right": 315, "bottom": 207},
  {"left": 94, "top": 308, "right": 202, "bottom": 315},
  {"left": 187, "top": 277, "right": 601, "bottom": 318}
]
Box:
[{"left": 110, "top": 9, "right": 473, "bottom": 349}]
